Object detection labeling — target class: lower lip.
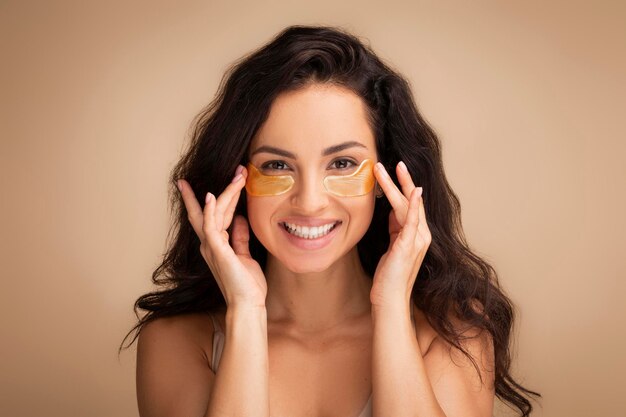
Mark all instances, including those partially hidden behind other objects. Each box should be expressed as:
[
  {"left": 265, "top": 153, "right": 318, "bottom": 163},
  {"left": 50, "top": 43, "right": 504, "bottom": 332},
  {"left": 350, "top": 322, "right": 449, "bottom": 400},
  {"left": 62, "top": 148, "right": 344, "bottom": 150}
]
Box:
[{"left": 279, "top": 223, "right": 341, "bottom": 250}]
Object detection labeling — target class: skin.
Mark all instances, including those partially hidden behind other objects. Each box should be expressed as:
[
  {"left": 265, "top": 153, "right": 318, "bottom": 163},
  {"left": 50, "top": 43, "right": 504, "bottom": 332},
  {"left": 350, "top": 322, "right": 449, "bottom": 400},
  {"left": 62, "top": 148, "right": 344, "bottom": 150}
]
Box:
[
  {"left": 246, "top": 83, "right": 378, "bottom": 328},
  {"left": 137, "top": 83, "right": 495, "bottom": 417}
]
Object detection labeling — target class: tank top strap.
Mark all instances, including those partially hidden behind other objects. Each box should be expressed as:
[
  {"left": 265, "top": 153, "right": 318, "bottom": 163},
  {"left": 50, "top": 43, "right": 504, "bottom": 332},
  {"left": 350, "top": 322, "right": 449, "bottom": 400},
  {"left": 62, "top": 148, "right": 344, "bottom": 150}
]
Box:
[
  {"left": 357, "top": 393, "right": 372, "bottom": 417},
  {"left": 208, "top": 311, "right": 225, "bottom": 373},
  {"left": 209, "top": 311, "right": 223, "bottom": 333}
]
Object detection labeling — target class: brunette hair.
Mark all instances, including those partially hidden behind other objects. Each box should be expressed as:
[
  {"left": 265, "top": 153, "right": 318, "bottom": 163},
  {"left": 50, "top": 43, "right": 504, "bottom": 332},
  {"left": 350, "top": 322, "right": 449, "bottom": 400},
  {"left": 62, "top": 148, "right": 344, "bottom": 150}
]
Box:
[{"left": 120, "top": 24, "right": 540, "bottom": 415}]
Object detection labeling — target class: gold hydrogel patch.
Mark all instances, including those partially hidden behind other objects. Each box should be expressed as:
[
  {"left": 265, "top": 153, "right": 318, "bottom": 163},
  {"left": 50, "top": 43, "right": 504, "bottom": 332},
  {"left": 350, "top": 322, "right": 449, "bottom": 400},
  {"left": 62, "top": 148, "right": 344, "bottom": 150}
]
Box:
[
  {"left": 245, "top": 159, "right": 376, "bottom": 197},
  {"left": 245, "top": 163, "right": 295, "bottom": 196},
  {"left": 323, "top": 158, "right": 375, "bottom": 197}
]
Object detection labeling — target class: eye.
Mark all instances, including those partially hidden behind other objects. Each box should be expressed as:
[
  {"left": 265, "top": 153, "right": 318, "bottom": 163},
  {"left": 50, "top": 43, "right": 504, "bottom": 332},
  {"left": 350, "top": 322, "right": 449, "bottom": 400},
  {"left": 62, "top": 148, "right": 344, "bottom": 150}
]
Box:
[
  {"left": 261, "top": 160, "right": 291, "bottom": 171},
  {"left": 329, "top": 158, "right": 357, "bottom": 170}
]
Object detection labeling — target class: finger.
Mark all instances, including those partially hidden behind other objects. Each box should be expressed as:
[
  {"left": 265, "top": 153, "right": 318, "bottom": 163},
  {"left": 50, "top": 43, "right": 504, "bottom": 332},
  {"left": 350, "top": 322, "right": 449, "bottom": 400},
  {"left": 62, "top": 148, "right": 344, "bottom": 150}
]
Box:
[
  {"left": 222, "top": 167, "right": 247, "bottom": 229},
  {"left": 215, "top": 167, "right": 246, "bottom": 230},
  {"left": 203, "top": 192, "right": 219, "bottom": 244},
  {"left": 374, "top": 163, "right": 408, "bottom": 222},
  {"left": 177, "top": 179, "right": 205, "bottom": 240},
  {"left": 200, "top": 192, "right": 235, "bottom": 279},
  {"left": 396, "top": 161, "right": 416, "bottom": 199},
  {"left": 230, "top": 215, "right": 251, "bottom": 257},
  {"left": 416, "top": 190, "right": 431, "bottom": 242},
  {"left": 398, "top": 187, "right": 422, "bottom": 247}
]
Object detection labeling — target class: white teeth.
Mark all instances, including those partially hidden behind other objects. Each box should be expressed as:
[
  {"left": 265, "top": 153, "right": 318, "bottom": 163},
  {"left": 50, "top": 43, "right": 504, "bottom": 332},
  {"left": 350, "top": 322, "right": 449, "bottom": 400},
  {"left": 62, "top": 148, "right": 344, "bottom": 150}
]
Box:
[{"left": 283, "top": 221, "right": 338, "bottom": 239}]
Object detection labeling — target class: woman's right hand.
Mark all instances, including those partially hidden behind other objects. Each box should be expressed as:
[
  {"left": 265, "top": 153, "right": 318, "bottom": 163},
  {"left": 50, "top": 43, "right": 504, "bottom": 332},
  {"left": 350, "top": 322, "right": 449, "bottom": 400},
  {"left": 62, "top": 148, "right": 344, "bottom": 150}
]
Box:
[{"left": 177, "top": 165, "right": 267, "bottom": 308}]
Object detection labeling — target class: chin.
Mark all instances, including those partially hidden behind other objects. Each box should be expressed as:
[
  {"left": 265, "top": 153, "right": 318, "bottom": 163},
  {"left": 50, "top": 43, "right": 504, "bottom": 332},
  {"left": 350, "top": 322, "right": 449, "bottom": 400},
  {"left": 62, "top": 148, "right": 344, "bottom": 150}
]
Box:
[{"left": 281, "top": 256, "right": 335, "bottom": 274}]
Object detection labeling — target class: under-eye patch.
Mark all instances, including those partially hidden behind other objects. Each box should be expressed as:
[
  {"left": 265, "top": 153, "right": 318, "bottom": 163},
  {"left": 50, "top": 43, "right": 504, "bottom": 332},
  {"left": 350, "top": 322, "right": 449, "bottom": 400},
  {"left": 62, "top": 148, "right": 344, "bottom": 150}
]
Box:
[
  {"left": 323, "top": 158, "right": 375, "bottom": 197},
  {"left": 245, "top": 163, "right": 295, "bottom": 196},
  {"left": 245, "top": 159, "right": 375, "bottom": 197}
]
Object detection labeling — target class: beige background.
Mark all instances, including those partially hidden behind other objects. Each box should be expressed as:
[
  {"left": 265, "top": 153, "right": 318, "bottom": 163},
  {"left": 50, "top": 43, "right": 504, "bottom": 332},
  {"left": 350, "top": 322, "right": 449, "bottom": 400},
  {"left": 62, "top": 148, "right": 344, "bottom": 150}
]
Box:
[{"left": 1, "top": 1, "right": 624, "bottom": 416}]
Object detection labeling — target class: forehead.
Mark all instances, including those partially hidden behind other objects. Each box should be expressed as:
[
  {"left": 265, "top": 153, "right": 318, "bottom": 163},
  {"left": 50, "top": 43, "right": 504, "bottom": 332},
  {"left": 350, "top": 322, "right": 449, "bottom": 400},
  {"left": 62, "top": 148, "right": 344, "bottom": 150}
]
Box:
[{"left": 249, "top": 84, "right": 376, "bottom": 156}]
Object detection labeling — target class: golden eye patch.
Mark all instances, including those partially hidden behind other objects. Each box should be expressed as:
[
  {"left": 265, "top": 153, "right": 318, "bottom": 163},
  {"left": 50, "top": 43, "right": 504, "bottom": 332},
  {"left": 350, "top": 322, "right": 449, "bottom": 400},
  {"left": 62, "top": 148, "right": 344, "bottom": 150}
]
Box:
[
  {"left": 245, "top": 163, "right": 295, "bottom": 196},
  {"left": 323, "top": 158, "right": 375, "bottom": 197},
  {"left": 245, "top": 159, "right": 375, "bottom": 197}
]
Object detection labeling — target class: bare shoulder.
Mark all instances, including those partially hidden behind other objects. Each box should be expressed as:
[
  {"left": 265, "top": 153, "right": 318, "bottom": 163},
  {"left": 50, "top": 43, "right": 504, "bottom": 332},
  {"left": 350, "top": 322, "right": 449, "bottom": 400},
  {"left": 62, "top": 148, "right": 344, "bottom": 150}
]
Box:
[
  {"left": 412, "top": 301, "right": 494, "bottom": 367},
  {"left": 416, "top": 303, "right": 496, "bottom": 417},
  {"left": 139, "top": 312, "right": 214, "bottom": 352},
  {"left": 136, "top": 312, "right": 221, "bottom": 417}
]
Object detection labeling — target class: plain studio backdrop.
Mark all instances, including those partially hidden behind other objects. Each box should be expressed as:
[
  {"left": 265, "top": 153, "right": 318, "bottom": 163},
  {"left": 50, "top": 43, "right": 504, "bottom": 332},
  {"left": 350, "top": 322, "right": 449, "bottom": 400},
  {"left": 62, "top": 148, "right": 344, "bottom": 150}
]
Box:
[{"left": 1, "top": 1, "right": 624, "bottom": 416}]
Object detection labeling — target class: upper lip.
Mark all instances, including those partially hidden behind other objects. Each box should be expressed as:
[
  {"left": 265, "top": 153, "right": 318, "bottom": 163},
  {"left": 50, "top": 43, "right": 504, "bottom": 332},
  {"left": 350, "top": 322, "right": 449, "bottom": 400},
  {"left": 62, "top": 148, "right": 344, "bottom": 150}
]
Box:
[{"left": 279, "top": 217, "right": 342, "bottom": 227}]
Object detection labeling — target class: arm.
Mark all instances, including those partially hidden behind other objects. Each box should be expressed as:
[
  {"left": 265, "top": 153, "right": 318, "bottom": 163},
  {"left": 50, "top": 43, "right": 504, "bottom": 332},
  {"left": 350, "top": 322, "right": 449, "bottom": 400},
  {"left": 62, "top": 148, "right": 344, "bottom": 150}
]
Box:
[
  {"left": 138, "top": 170, "right": 269, "bottom": 416},
  {"left": 205, "top": 305, "right": 269, "bottom": 417},
  {"left": 371, "top": 302, "right": 444, "bottom": 417},
  {"left": 370, "top": 162, "right": 494, "bottom": 416},
  {"left": 136, "top": 307, "right": 269, "bottom": 417},
  {"left": 371, "top": 303, "right": 495, "bottom": 417}
]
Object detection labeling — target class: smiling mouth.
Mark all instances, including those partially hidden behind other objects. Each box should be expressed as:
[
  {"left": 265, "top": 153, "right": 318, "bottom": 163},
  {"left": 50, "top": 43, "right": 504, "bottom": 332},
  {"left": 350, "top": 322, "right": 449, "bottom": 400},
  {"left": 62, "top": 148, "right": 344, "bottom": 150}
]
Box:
[{"left": 280, "top": 221, "right": 342, "bottom": 239}]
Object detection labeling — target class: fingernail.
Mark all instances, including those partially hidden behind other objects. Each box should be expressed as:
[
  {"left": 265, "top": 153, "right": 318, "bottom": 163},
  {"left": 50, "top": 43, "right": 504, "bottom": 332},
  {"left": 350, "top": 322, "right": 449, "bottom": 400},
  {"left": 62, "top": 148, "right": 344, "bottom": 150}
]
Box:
[
  {"left": 232, "top": 173, "right": 243, "bottom": 183},
  {"left": 206, "top": 192, "right": 213, "bottom": 203},
  {"left": 176, "top": 180, "right": 182, "bottom": 192},
  {"left": 235, "top": 165, "right": 244, "bottom": 176},
  {"left": 398, "top": 161, "right": 408, "bottom": 172},
  {"left": 417, "top": 187, "right": 423, "bottom": 197},
  {"left": 375, "top": 163, "right": 386, "bottom": 174}
]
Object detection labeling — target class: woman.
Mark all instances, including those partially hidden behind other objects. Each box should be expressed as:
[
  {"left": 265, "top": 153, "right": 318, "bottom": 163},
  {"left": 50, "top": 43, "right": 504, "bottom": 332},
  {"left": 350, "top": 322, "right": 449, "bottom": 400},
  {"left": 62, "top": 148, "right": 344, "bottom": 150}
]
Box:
[{"left": 121, "top": 25, "right": 539, "bottom": 417}]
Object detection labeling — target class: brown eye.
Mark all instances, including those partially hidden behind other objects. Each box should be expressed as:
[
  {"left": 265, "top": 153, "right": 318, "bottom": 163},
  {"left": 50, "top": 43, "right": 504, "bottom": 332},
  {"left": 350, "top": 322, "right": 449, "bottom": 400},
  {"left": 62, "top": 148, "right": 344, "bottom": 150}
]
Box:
[
  {"left": 330, "top": 158, "right": 356, "bottom": 170},
  {"left": 262, "top": 160, "right": 290, "bottom": 171}
]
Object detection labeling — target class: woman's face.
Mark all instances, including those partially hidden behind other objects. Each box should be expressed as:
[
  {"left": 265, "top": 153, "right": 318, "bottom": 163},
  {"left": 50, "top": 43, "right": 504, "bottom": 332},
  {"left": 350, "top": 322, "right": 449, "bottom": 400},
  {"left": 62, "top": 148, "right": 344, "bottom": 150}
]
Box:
[{"left": 246, "top": 83, "right": 378, "bottom": 274}]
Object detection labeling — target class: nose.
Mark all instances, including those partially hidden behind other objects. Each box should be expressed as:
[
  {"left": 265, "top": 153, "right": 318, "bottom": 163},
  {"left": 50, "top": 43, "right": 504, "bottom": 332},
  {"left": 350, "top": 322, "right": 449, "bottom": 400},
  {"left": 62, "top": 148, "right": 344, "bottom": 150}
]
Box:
[{"left": 289, "top": 171, "right": 329, "bottom": 213}]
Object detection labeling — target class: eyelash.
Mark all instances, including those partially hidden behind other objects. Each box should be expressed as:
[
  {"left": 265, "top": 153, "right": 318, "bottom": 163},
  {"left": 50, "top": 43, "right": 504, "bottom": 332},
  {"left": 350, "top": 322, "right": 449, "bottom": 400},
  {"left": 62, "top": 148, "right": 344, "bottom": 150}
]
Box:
[{"left": 261, "top": 158, "right": 357, "bottom": 172}]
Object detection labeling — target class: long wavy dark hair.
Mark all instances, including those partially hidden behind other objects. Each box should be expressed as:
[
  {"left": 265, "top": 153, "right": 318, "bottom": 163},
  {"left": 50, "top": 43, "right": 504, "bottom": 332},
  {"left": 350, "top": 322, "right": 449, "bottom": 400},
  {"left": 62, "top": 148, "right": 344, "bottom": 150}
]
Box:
[{"left": 120, "top": 24, "right": 540, "bottom": 415}]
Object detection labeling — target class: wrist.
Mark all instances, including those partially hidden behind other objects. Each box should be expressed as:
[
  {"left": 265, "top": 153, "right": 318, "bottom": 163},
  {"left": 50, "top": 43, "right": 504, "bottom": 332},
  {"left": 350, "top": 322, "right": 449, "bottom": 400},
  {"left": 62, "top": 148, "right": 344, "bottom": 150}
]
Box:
[
  {"left": 226, "top": 304, "right": 267, "bottom": 332},
  {"left": 227, "top": 302, "right": 267, "bottom": 315},
  {"left": 371, "top": 299, "right": 412, "bottom": 316},
  {"left": 370, "top": 289, "right": 412, "bottom": 312}
]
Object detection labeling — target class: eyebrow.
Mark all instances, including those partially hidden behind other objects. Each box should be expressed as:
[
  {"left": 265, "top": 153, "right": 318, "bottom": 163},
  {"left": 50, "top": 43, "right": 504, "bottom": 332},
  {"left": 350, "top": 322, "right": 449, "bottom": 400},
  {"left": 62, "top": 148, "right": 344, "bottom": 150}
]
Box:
[{"left": 250, "top": 140, "right": 368, "bottom": 159}]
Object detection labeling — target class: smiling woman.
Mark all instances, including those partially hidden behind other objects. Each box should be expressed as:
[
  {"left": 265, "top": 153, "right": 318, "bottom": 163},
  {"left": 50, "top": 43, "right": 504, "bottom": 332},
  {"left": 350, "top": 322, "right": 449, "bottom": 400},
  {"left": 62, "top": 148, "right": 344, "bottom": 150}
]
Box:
[
  {"left": 245, "top": 85, "right": 379, "bottom": 273},
  {"left": 120, "top": 25, "right": 540, "bottom": 417}
]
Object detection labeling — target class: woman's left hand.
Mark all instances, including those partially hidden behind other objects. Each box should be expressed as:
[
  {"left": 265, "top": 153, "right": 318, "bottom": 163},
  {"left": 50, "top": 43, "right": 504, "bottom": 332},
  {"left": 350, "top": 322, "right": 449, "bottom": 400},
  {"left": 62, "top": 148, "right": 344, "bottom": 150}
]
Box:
[{"left": 370, "top": 161, "right": 432, "bottom": 309}]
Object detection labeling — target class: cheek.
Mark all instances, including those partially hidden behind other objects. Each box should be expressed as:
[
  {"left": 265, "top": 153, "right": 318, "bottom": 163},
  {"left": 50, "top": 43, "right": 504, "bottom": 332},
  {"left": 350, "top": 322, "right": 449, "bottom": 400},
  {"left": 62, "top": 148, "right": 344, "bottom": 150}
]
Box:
[
  {"left": 246, "top": 195, "right": 277, "bottom": 241},
  {"left": 346, "top": 194, "right": 376, "bottom": 235}
]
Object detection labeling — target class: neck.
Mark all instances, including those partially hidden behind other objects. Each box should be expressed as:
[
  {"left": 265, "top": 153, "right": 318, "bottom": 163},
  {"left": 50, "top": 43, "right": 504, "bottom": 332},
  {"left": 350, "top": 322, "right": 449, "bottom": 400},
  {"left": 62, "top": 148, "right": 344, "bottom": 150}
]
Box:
[{"left": 264, "top": 248, "right": 372, "bottom": 334}]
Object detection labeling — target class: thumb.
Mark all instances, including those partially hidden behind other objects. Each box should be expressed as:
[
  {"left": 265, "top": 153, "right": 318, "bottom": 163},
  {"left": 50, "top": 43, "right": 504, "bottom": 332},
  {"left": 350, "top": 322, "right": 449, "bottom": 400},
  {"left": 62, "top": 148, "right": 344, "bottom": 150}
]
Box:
[{"left": 230, "top": 215, "right": 252, "bottom": 257}]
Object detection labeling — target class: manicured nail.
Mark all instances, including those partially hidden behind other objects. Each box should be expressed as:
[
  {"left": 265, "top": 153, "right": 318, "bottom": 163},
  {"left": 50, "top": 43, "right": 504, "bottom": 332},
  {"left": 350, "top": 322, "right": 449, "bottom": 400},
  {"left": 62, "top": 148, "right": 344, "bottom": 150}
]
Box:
[
  {"left": 232, "top": 173, "right": 243, "bottom": 183},
  {"left": 235, "top": 165, "right": 244, "bottom": 176},
  {"left": 176, "top": 180, "right": 182, "bottom": 191},
  {"left": 206, "top": 192, "right": 213, "bottom": 203},
  {"left": 398, "top": 161, "right": 408, "bottom": 172},
  {"left": 417, "top": 187, "right": 423, "bottom": 197}
]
